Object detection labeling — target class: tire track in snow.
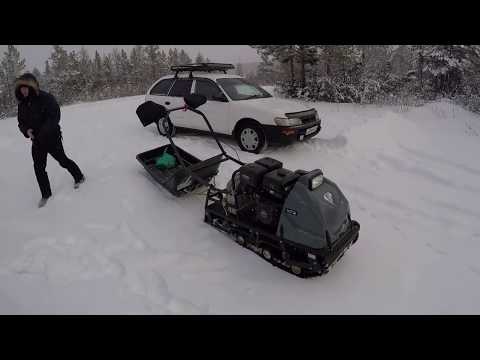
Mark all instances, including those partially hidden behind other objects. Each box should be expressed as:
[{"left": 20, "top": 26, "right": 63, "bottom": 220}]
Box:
[
  {"left": 377, "top": 153, "right": 480, "bottom": 195},
  {"left": 0, "top": 205, "right": 209, "bottom": 314},
  {"left": 421, "top": 198, "right": 480, "bottom": 221},
  {"left": 92, "top": 220, "right": 209, "bottom": 314},
  {"left": 2, "top": 218, "right": 209, "bottom": 314},
  {"left": 343, "top": 183, "right": 461, "bottom": 229},
  {"left": 399, "top": 145, "right": 480, "bottom": 178},
  {"left": 7, "top": 234, "right": 122, "bottom": 286}
]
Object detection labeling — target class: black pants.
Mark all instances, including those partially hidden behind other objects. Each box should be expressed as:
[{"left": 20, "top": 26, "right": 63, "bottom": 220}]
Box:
[{"left": 32, "top": 137, "right": 84, "bottom": 198}]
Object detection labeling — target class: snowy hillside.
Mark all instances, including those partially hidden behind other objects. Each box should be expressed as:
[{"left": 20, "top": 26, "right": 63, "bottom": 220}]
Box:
[{"left": 1, "top": 94, "right": 480, "bottom": 314}]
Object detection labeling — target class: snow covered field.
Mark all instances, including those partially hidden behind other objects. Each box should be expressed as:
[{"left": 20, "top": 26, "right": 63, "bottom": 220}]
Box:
[{"left": 1, "top": 91, "right": 480, "bottom": 314}]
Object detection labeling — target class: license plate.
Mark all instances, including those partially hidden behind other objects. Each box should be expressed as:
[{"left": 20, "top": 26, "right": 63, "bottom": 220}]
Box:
[{"left": 306, "top": 126, "right": 318, "bottom": 135}]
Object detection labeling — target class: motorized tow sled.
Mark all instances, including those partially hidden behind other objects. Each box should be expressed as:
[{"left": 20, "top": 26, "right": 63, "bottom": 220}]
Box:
[{"left": 135, "top": 94, "right": 360, "bottom": 278}]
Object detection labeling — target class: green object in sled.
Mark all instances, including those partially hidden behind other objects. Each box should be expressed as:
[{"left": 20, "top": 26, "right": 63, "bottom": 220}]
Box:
[{"left": 155, "top": 151, "right": 177, "bottom": 169}]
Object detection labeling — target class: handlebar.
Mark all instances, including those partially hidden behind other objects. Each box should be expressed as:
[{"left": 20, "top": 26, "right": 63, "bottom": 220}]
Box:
[
  {"left": 160, "top": 102, "right": 243, "bottom": 167},
  {"left": 165, "top": 105, "right": 188, "bottom": 114}
]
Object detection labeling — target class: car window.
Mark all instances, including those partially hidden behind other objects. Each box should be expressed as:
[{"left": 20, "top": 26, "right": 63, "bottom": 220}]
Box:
[
  {"left": 216, "top": 78, "right": 272, "bottom": 101},
  {"left": 194, "top": 79, "right": 225, "bottom": 101},
  {"left": 150, "top": 78, "right": 174, "bottom": 95},
  {"left": 235, "top": 84, "right": 261, "bottom": 96},
  {"left": 168, "top": 79, "right": 193, "bottom": 97}
]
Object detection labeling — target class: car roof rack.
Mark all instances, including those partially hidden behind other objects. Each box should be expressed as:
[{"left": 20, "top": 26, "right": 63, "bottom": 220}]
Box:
[{"left": 171, "top": 63, "right": 235, "bottom": 78}]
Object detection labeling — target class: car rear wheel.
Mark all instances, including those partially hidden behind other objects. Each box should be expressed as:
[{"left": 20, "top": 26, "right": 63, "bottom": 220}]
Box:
[{"left": 236, "top": 121, "right": 267, "bottom": 154}]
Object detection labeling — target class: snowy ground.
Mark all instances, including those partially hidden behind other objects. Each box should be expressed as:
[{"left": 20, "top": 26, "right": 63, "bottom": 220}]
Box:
[{"left": 1, "top": 92, "right": 480, "bottom": 314}]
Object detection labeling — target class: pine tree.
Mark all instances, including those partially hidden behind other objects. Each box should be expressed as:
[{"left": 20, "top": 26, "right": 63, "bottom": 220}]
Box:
[
  {"left": 390, "top": 45, "right": 413, "bottom": 77},
  {"left": 236, "top": 63, "right": 244, "bottom": 76},
  {"left": 32, "top": 68, "right": 42, "bottom": 83},
  {"left": 295, "top": 45, "right": 318, "bottom": 87},
  {"left": 318, "top": 45, "right": 361, "bottom": 81},
  {"left": 256, "top": 54, "right": 277, "bottom": 85},
  {"left": 78, "top": 47, "right": 93, "bottom": 100},
  {"left": 172, "top": 48, "right": 179, "bottom": 66},
  {"left": 144, "top": 45, "right": 160, "bottom": 81},
  {"left": 92, "top": 50, "right": 104, "bottom": 97},
  {"left": 120, "top": 49, "right": 132, "bottom": 94},
  {"left": 102, "top": 54, "right": 114, "bottom": 97},
  {"left": 0, "top": 45, "right": 26, "bottom": 112},
  {"left": 168, "top": 48, "right": 180, "bottom": 67},
  {"left": 130, "top": 45, "right": 146, "bottom": 94},
  {"left": 110, "top": 48, "right": 130, "bottom": 96},
  {"left": 0, "top": 66, "right": 7, "bottom": 117},
  {"left": 167, "top": 49, "right": 174, "bottom": 67},
  {"left": 110, "top": 48, "right": 124, "bottom": 96},
  {"left": 251, "top": 45, "right": 298, "bottom": 82},
  {"left": 410, "top": 45, "right": 429, "bottom": 92},
  {"left": 43, "top": 60, "right": 52, "bottom": 92},
  {"left": 459, "top": 45, "right": 480, "bottom": 111},
  {"left": 421, "top": 45, "right": 477, "bottom": 96},
  {"left": 158, "top": 50, "right": 169, "bottom": 76},
  {"left": 63, "top": 50, "right": 82, "bottom": 103},
  {"left": 47, "top": 45, "right": 72, "bottom": 104},
  {"left": 178, "top": 49, "right": 192, "bottom": 65},
  {"left": 195, "top": 52, "right": 205, "bottom": 63},
  {"left": 253, "top": 45, "right": 367, "bottom": 102}
]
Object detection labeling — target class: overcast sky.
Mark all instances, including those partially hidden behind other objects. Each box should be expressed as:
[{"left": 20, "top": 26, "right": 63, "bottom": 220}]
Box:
[{"left": 0, "top": 45, "right": 261, "bottom": 71}]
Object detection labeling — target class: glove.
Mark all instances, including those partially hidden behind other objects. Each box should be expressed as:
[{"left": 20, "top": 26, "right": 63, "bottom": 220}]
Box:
[{"left": 26, "top": 129, "right": 34, "bottom": 140}]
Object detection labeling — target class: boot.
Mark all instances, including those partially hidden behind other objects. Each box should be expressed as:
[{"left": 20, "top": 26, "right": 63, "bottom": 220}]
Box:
[
  {"left": 38, "top": 197, "right": 50, "bottom": 208},
  {"left": 74, "top": 176, "right": 86, "bottom": 189}
]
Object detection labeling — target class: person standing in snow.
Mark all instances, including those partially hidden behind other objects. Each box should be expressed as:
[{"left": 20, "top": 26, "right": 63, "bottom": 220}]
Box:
[{"left": 15, "top": 73, "right": 85, "bottom": 208}]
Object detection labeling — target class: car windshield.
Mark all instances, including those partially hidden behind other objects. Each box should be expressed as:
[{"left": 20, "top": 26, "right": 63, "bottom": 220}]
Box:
[{"left": 216, "top": 78, "right": 272, "bottom": 101}]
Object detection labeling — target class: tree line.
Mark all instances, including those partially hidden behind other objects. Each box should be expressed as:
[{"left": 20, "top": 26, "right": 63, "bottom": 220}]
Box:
[
  {"left": 252, "top": 45, "right": 480, "bottom": 112},
  {"left": 3, "top": 45, "right": 480, "bottom": 118},
  {"left": 0, "top": 45, "right": 211, "bottom": 118}
]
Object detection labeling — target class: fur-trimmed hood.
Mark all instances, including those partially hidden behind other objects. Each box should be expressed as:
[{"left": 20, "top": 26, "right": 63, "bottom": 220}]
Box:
[{"left": 15, "top": 73, "right": 40, "bottom": 101}]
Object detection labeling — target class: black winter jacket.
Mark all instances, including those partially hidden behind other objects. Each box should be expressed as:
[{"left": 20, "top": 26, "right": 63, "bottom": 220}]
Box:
[{"left": 17, "top": 90, "right": 62, "bottom": 145}]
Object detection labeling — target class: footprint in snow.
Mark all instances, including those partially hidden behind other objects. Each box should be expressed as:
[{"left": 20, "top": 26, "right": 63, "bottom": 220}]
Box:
[
  {"left": 246, "top": 287, "right": 256, "bottom": 296},
  {"left": 468, "top": 266, "right": 480, "bottom": 277},
  {"left": 368, "top": 160, "right": 380, "bottom": 170},
  {"left": 426, "top": 243, "right": 448, "bottom": 256},
  {"left": 85, "top": 223, "right": 116, "bottom": 231},
  {"left": 121, "top": 198, "right": 135, "bottom": 213},
  {"left": 55, "top": 192, "right": 72, "bottom": 202}
]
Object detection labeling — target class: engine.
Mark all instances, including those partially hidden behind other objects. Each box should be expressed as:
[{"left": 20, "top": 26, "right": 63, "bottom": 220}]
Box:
[
  {"left": 223, "top": 157, "right": 301, "bottom": 230},
  {"left": 255, "top": 200, "right": 281, "bottom": 228}
]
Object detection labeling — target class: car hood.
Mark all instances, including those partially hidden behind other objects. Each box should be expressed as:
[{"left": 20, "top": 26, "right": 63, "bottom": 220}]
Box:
[{"left": 236, "top": 97, "right": 314, "bottom": 116}]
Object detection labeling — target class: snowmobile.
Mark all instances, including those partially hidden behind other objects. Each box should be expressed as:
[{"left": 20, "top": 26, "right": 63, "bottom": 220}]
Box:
[{"left": 135, "top": 94, "right": 360, "bottom": 278}]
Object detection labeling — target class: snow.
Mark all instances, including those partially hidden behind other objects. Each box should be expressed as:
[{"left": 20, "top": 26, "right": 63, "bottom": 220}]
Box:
[{"left": 1, "top": 94, "right": 480, "bottom": 314}]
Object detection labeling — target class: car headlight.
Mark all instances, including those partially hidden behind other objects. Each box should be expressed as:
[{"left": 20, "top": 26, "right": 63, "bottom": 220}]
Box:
[
  {"left": 309, "top": 170, "right": 323, "bottom": 190},
  {"left": 274, "top": 117, "right": 302, "bottom": 126},
  {"left": 310, "top": 173, "right": 324, "bottom": 190}
]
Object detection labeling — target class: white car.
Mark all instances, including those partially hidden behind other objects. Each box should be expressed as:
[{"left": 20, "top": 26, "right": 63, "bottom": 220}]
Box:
[{"left": 145, "top": 63, "right": 321, "bottom": 153}]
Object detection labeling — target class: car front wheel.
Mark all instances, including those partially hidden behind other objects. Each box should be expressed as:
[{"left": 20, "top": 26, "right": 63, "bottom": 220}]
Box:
[
  {"left": 236, "top": 121, "right": 267, "bottom": 154},
  {"left": 158, "top": 117, "right": 176, "bottom": 138}
]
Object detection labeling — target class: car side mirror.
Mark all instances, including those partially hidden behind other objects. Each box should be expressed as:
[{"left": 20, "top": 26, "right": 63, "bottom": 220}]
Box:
[
  {"left": 184, "top": 94, "right": 207, "bottom": 109},
  {"left": 212, "top": 93, "right": 228, "bottom": 102}
]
